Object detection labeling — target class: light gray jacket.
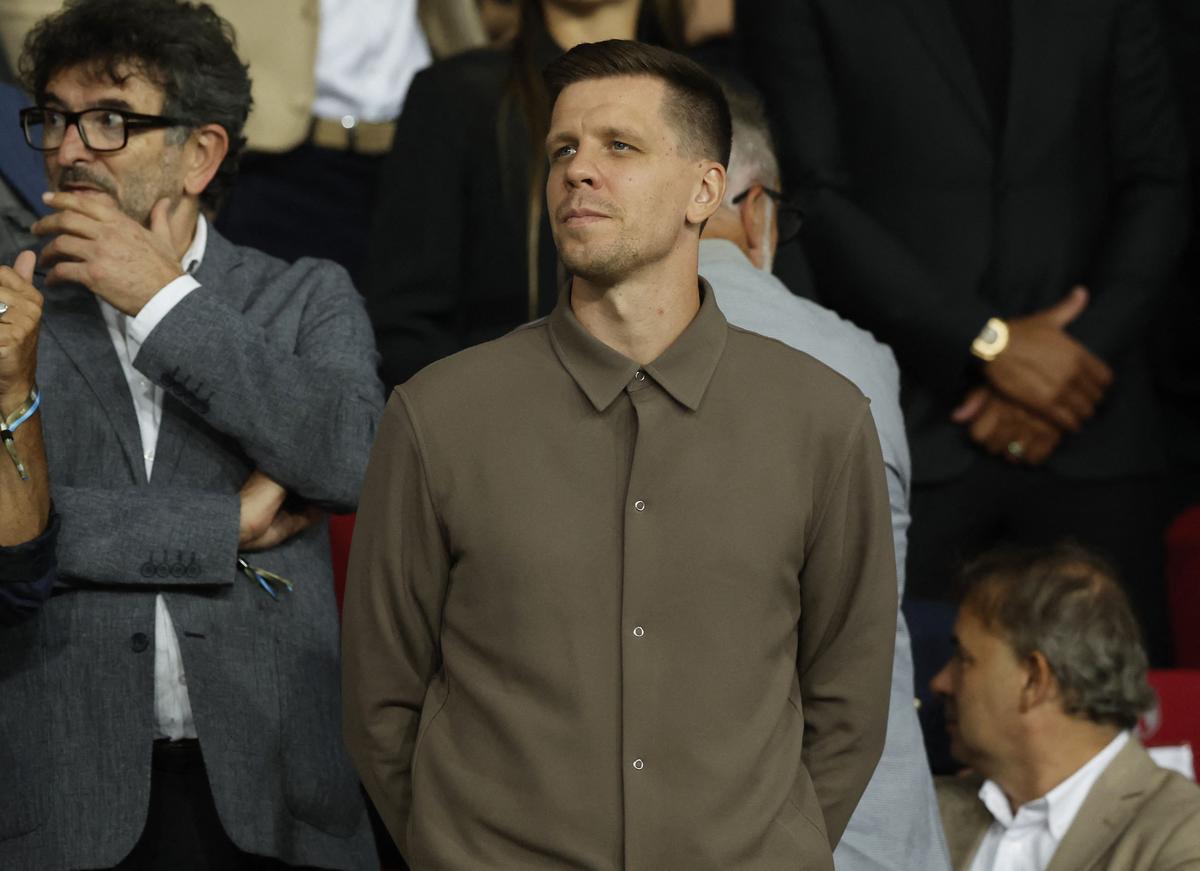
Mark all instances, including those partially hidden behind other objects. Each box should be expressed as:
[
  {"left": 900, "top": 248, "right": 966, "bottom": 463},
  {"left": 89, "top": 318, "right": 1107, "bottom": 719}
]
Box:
[
  {"left": 702, "top": 239, "right": 951, "bottom": 871},
  {"left": 0, "top": 227, "right": 383, "bottom": 870}
]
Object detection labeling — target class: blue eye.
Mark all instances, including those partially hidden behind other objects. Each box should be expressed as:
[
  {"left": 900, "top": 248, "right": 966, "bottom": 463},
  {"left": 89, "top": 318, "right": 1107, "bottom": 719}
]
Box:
[
  {"left": 612, "top": 141, "right": 631, "bottom": 152},
  {"left": 553, "top": 144, "right": 576, "bottom": 159}
]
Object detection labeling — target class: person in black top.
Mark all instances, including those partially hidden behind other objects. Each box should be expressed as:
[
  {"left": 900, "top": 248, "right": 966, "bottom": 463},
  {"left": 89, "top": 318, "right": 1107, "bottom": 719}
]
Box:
[{"left": 739, "top": 0, "right": 1191, "bottom": 672}]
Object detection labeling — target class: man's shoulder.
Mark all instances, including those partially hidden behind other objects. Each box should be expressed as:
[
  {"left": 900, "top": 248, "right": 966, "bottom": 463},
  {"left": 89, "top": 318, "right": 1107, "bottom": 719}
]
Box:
[
  {"left": 1083, "top": 743, "right": 1200, "bottom": 863},
  {"left": 723, "top": 321, "right": 871, "bottom": 417},
  {"left": 1132, "top": 750, "right": 1200, "bottom": 820},
  {"left": 203, "top": 232, "right": 359, "bottom": 307},
  {"left": 398, "top": 318, "right": 554, "bottom": 406},
  {"left": 704, "top": 253, "right": 898, "bottom": 401}
]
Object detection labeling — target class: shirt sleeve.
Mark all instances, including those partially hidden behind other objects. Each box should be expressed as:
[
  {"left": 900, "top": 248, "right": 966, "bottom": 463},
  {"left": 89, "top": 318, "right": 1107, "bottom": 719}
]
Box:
[
  {"left": 126, "top": 274, "right": 201, "bottom": 346},
  {"left": 797, "top": 404, "right": 898, "bottom": 846},
  {"left": 341, "top": 391, "right": 451, "bottom": 855}
]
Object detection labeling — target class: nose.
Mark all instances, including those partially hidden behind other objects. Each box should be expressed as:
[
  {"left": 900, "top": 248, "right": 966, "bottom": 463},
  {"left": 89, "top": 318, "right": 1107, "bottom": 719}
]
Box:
[
  {"left": 929, "top": 662, "right": 952, "bottom": 697},
  {"left": 54, "top": 120, "right": 93, "bottom": 166},
  {"left": 563, "top": 148, "right": 598, "bottom": 189}
]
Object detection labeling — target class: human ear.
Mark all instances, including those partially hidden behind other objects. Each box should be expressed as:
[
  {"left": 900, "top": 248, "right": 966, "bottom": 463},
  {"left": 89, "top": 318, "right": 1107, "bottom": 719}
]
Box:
[
  {"left": 687, "top": 162, "right": 726, "bottom": 227},
  {"left": 738, "top": 186, "right": 775, "bottom": 269},
  {"left": 182, "top": 124, "right": 230, "bottom": 200},
  {"left": 1018, "top": 650, "right": 1058, "bottom": 713}
]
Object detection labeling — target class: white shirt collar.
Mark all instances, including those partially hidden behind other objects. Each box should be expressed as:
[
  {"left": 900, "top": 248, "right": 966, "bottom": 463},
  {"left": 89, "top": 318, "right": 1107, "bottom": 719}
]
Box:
[
  {"left": 183, "top": 213, "right": 208, "bottom": 273},
  {"left": 979, "top": 731, "right": 1130, "bottom": 840}
]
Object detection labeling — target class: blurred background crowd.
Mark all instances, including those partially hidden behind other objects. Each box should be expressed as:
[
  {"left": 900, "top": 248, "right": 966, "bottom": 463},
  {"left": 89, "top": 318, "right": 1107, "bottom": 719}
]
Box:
[{"left": 1, "top": 0, "right": 1199, "bottom": 866}]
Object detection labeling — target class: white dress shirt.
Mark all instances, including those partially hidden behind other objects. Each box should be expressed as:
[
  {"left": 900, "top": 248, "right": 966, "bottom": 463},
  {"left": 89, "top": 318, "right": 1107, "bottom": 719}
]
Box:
[
  {"left": 312, "top": 0, "right": 431, "bottom": 124},
  {"left": 99, "top": 216, "right": 206, "bottom": 741},
  {"left": 970, "top": 731, "right": 1131, "bottom": 871}
]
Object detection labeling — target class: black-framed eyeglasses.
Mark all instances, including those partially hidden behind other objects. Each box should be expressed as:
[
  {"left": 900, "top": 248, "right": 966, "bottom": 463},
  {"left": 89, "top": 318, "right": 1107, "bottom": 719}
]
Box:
[
  {"left": 19, "top": 106, "right": 188, "bottom": 153},
  {"left": 731, "top": 186, "right": 804, "bottom": 246}
]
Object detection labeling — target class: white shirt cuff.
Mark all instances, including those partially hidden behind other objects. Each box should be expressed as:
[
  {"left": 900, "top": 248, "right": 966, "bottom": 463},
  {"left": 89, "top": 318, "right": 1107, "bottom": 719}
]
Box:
[{"left": 128, "top": 275, "right": 201, "bottom": 346}]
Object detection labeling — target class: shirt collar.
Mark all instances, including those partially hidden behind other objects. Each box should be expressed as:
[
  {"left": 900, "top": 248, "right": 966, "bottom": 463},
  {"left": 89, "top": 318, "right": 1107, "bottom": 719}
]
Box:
[
  {"left": 978, "top": 731, "right": 1131, "bottom": 840},
  {"left": 548, "top": 278, "right": 728, "bottom": 413},
  {"left": 183, "top": 214, "right": 208, "bottom": 273}
]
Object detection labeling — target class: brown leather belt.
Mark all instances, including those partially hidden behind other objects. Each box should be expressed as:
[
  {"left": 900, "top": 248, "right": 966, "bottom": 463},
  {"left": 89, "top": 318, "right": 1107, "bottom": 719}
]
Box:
[{"left": 309, "top": 116, "right": 396, "bottom": 155}]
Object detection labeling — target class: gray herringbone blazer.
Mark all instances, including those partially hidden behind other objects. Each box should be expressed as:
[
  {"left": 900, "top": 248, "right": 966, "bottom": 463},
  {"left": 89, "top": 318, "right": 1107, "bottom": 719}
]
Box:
[{"left": 0, "top": 227, "right": 383, "bottom": 870}]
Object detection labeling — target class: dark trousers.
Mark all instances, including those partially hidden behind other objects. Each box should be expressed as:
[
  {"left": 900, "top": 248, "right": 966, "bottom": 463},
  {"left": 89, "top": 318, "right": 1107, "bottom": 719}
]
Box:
[
  {"left": 905, "top": 459, "right": 1171, "bottom": 772},
  {"left": 102, "top": 740, "right": 323, "bottom": 871},
  {"left": 215, "top": 143, "right": 383, "bottom": 288}
]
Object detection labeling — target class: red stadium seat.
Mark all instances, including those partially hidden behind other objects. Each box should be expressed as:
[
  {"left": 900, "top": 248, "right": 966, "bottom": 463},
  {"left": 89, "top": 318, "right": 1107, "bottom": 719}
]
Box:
[
  {"left": 1166, "top": 505, "right": 1200, "bottom": 667},
  {"left": 1141, "top": 670, "right": 1200, "bottom": 753},
  {"left": 328, "top": 513, "right": 357, "bottom": 615}
]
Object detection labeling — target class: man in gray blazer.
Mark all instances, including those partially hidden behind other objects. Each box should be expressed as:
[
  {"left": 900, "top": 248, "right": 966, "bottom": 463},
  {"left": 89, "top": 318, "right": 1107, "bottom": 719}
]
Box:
[
  {"left": 0, "top": 1, "right": 383, "bottom": 869},
  {"left": 699, "top": 84, "right": 950, "bottom": 871}
]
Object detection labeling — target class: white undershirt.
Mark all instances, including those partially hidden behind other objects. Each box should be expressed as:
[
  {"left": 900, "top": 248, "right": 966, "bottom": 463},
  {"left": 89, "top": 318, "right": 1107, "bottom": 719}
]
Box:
[
  {"left": 312, "top": 0, "right": 431, "bottom": 124},
  {"left": 969, "top": 731, "right": 1131, "bottom": 871},
  {"left": 99, "top": 216, "right": 205, "bottom": 741}
]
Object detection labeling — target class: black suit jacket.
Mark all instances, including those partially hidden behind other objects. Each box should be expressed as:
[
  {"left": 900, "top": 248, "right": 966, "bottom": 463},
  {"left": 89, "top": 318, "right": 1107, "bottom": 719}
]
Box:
[{"left": 739, "top": 0, "right": 1191, "bottom": 483}]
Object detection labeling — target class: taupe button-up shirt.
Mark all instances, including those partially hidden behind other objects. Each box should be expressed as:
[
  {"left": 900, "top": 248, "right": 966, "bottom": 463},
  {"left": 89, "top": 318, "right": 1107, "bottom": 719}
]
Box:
[{"left": 343, "top": 283, "right": 897, "bottom": 870}]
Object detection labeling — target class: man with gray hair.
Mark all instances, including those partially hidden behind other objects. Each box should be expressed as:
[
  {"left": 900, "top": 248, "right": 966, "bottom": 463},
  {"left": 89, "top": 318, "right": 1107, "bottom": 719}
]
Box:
[
  {"left": 932, "top": 544, "right": 1200, "bottom": 870},
  {"left": 698, "top": 84, "right": 950, "bottom": 871}
]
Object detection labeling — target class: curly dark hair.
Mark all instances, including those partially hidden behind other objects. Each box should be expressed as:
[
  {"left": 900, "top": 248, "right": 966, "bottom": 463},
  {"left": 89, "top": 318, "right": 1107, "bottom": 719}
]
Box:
[
  {"left": 18, "top": 0, "right": 252, "bottom": 211},
  {"left": 959, "top": 542, "right": 1156, "bottom": 730}
]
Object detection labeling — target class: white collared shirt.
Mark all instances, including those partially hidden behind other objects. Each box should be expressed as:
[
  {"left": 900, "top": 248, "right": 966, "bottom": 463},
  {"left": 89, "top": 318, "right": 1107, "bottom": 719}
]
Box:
[
  {"left": 969, "top": 731, "right": 1131, "bottom": 871},
  {"left": 312, "top": 0, "right": 431, "bottom": 124},
  {"left": 99, "top": 216, "right": 205, "bottom": 741}
]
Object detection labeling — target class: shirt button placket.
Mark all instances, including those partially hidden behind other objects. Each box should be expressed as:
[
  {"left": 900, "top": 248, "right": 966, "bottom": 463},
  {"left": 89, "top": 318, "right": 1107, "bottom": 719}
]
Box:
[{"left": 623, "top": 386, "right": 662, "bottom": 869}]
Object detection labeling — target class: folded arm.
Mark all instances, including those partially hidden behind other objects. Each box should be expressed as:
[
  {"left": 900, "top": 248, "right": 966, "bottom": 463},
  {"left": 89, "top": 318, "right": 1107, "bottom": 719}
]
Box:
[
  {"left": 133, "top": 258, "right": 384, "bottom": 512},
  {"left": 52, "top": 483, "right": 239, "bottom": 588}
]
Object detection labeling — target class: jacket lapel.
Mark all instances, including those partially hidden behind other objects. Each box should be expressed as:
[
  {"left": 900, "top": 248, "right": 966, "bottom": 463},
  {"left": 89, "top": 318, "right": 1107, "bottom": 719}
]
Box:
[
  {"left": 41, "top": 284, "right": 148, "bottom": 485},
  {"left": 937, "top": 777, "right": 993, "bottom": 868},
  {"left": 1047, "top": 741, "right": 1159, "bottom": 871},
  {"left": 891, "top": 0, "right": 993, "bottom": 137}
]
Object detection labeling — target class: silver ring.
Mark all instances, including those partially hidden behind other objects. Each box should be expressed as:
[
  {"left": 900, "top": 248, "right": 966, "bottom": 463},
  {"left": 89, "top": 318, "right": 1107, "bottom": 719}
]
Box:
[{"left": 1007, "top": 440, "right": 1025, "bottom": 457}]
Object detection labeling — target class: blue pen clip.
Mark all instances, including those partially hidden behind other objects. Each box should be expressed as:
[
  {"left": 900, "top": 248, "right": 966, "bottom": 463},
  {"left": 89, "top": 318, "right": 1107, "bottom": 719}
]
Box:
[{"left": 237, "top": 556, "right": 289, "bottom": 600}]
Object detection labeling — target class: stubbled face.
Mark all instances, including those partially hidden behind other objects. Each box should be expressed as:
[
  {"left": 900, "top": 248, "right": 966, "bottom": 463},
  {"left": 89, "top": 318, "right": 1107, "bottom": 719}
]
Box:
[
  {"left": 545, "top": 75, "right": 706, "bottom": 285},
  {"left": 42, "top": 63, "right": 185, "bottom": 225},
  {"left": 930, "top": 607, "right": 1027, "bottom": 773}
]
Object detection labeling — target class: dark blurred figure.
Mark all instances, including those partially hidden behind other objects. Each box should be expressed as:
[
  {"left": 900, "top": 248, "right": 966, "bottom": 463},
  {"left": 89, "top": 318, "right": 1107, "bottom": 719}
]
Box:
[
  {"left": 365, "top": 0, "right": 676, "bottom": 390},
  {"left": 739, "top": 0, "right": 1191, "bottom": 676},
  {"left": 0, "top": 42, "right": 14, "bottom": 85},
  {"left": 216, "top": 0, "right": 431, "bottom": 285},
  {"left": 1155, "top": 0, "right": 1200, "bottom": 517},
  {"left": 932, "top": 544, "right": 1200, "bottom": 870},
  {"left": 0, "top": 83, "right": 48, "bottom": 261}
]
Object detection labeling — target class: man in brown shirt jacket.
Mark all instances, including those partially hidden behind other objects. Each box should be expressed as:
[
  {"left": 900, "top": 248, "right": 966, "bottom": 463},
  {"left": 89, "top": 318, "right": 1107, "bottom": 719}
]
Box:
[{"left": 342, "top": 40, "right": 897, "bottom": 870}]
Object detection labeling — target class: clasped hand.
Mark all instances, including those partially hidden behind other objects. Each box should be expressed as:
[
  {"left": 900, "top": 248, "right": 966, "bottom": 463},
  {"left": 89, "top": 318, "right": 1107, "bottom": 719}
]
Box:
[
  {"left": 239, "top": 469, "right": 322, "bottom": 552},
  {"left": 954, "top": 286, "right": 1113, "bottom": 465},
  {"left": 32, "top": 192, "right": 184, "bottom": 316}
]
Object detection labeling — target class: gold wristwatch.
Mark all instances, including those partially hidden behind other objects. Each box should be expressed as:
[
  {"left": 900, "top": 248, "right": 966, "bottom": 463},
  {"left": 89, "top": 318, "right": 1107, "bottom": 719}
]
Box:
[{"left": 970, "top": 317, "right": 1010, "bottom": 362}]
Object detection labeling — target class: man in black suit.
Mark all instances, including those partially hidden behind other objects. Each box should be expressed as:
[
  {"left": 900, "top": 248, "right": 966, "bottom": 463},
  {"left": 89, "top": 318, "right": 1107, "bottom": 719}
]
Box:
[{"left": 739, "top": 0, "right": 1191, "bottom": 668}]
